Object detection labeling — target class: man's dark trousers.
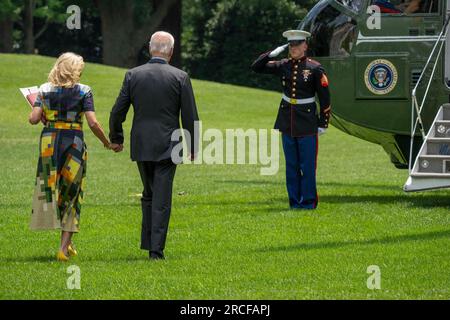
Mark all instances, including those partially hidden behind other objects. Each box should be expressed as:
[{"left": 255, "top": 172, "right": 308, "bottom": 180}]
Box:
[{"left": 137, "top": 159, "right": 177, "bottom": 258}]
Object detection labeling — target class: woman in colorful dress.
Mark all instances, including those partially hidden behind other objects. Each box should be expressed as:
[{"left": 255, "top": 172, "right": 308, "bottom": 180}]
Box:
[{"left": 28, "top": 52, "right": 111, "bottom": 262}]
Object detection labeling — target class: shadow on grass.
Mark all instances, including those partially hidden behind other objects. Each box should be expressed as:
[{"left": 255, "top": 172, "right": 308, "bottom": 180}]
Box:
[
  {"left": 319, "top": 181, "right": 401, "bottom": 191},
  {"left": 0, "top": 255, "right": 56, "bottom": 263},
  {"left": 214, "top": 179, "right": 402, "bottom": 191},
  {"left": 180, "top": 193, "right": 450, "bottom": 210},
  {"left": 255, "top": 229, "right": 450, "bottom": 253},
  {"left": 319, "top": 194, "right": 450, "bottom": 208},
  {"left": 0, "top": 254, "right": 156, "bottom": 264},
  {"left": 214, "top": 179, "right": 280, "bottom": 186}
]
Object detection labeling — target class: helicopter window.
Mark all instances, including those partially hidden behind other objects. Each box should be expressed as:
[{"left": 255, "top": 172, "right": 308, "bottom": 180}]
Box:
[
  {"left": 336, "top": 0, "right": 365, "bottom": 12},
  {"left": 371, "top": 0, "right": 438, "bottom": 14},
  {"left": 302, "top": 5, "right": 357, "bottom": 57}
]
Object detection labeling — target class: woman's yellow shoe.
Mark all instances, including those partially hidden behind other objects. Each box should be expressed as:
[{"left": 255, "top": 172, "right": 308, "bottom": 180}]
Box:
[
  {"left": 56, "top": 250, "right": 69, "bottom": 262},
  {"left": 68, "top": 243, "right": 78, "bottom": 257}
]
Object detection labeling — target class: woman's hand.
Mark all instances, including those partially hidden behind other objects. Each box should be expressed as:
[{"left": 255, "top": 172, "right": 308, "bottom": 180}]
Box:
[{"left": 29, "top": 107, "right": 44, "bottom": 125}]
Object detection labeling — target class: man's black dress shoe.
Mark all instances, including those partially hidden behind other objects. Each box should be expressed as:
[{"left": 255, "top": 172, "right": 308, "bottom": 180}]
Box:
[{"left": 149, "top": 251, "right": 165, "bottom": 260}]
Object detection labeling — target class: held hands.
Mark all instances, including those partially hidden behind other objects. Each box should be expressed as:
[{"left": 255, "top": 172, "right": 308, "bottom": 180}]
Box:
[
  {"left": 269, "top": 44, "right": 289, "bottom": 58},
  {"left": 110, "top": 143, "right": 124, "bottom": 153}
]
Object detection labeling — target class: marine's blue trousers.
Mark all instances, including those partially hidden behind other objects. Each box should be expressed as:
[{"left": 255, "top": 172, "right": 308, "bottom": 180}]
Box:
[{"left": 282, "top": 133, "right": 318, "bottom": 209}]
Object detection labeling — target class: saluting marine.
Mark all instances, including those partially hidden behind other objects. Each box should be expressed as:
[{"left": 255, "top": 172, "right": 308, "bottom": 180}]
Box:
[{"left": 251, "top": 30, "right": 331, "bottom": 209}]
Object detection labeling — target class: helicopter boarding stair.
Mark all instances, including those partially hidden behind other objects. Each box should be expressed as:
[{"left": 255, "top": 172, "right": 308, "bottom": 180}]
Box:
[
  {"left": 404, "top": 15, "right": 450, "bottom": 192},
  {"left": 404, "top": 104, "right": 450, "bottom": 191}
]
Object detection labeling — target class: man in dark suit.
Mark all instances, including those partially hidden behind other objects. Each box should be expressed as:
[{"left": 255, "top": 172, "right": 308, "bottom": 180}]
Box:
[{"left": 109, "top": 31, "right": 199, "bottom": 260}]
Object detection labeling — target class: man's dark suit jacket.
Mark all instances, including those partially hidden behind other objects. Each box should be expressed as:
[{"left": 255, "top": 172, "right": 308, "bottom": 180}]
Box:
[{"left": 109, "top": 58, "right": 199, "bottom": 162}]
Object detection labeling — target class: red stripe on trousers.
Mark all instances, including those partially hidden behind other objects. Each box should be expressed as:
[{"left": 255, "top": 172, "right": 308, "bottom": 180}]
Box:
[{"left": 314, "top": 133, "right": 319, "bottom": 208}]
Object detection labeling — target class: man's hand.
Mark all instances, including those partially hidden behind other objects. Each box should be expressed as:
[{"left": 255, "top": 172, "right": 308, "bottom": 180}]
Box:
[
  {"left": 318, "top": 128, "right": 327, "bottom": 136},
  {"left": 110, "top": 143, "right": 124, "bottom": 153},
  {"left": 269, "top": 44, "right": 288, "bottom": 58}
]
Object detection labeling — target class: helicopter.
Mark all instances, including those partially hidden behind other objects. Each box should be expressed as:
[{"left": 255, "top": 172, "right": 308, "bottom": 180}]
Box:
[{"left": 298, "top": 0, "right": 450, "bottom": 191}]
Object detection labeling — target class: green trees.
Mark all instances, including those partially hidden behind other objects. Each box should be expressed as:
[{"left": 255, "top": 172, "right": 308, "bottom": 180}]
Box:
[
  {"left": 95, "top": 0, "right": 182, "bottom": 68},
  {"left": 24, "top": 0, "right": 68, "bottom": 54},
  {"left": 0, "top": 0, "right": 319, "bottom": 89},
  {"left": 182, "top": 0, "right": 316, "bottom": 90},
  {"left": 0, "top": 0, "right": 69, "bottom": 53},
  {"left": 0, "top": 0, "right": 20, "bottom": 52},
  {"left": 0, "top": 0, "right": 182, "bottom": 67}
]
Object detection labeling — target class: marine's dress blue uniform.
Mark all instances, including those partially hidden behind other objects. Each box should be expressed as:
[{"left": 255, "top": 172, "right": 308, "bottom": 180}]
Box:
[{"left": 251, "top": 52, "right": 331, "bottom": 209}]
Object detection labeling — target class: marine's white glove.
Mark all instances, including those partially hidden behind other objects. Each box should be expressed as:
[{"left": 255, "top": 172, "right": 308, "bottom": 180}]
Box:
[
  {"left": 269, "top": 44, "right": 288, "bottom": 58},
  {"left": 318, "top": 128, "right": 327, "bottom": 136}
]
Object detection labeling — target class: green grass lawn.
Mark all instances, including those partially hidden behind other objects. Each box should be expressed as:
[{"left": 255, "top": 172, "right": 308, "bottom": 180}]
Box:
[{"left": 0, "top": 54, "right": 449, "bottom": 299}]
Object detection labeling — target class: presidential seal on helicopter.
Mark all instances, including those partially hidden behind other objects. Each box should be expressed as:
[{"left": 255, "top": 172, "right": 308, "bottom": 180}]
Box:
[{"left": 298, "top": 0, "right": 450, "bottom": 191}]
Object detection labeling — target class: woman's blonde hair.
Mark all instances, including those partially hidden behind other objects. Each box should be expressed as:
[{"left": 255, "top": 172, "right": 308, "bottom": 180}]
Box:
[{"left": 48, "top": 52, "right": 85, "bottom": 88}]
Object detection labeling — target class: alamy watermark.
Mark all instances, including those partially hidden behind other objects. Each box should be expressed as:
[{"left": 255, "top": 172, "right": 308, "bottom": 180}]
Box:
[
  {"left": 171, "top": 121, "right": 280, "bottom": 176},
  {"left": 367, "top": 5, "right": 381, "bottom": 30},
  {"left": 66, "top": 5, "right": 81, "bottom": 30},
  {"left": 367, "top": 265, "right": 381, "bottom": 290},
  {"left": 67, "top": 265, "right": 81, "bottom": 290}
]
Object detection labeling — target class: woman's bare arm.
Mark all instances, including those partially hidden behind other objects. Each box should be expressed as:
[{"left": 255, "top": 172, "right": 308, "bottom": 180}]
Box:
[
  {"left": 29, "top": 107, "right": 43, "bottom": 125},
  {"left": 85, "top": 111, "right": 110, "bottom": 148}
]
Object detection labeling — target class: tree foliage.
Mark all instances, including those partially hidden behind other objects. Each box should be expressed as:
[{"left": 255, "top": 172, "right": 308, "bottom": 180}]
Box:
[
  {"left": 1, "top": 0, "right": 321, "bottom": 89},
  {"left": 182, "top": 0, "right": 317, "bottom": 90},
  {"left": 0, "top": 0, "right": 20, "bottom": 19}
]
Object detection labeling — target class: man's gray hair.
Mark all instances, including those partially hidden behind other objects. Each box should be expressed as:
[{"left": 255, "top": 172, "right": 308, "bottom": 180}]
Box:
[{"left": 149, "top": 31, "right": 175, "bottom": 55}]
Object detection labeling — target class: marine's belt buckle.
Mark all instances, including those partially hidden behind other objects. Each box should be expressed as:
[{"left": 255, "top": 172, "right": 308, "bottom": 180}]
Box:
[{"left": 290, "top": 98, "right": 298, "bottom": 104}]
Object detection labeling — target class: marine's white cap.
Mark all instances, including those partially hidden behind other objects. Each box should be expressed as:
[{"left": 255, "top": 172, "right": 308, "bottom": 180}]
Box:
[{"left": 282, "top": 30, "right": 311, "bottom": 42}]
